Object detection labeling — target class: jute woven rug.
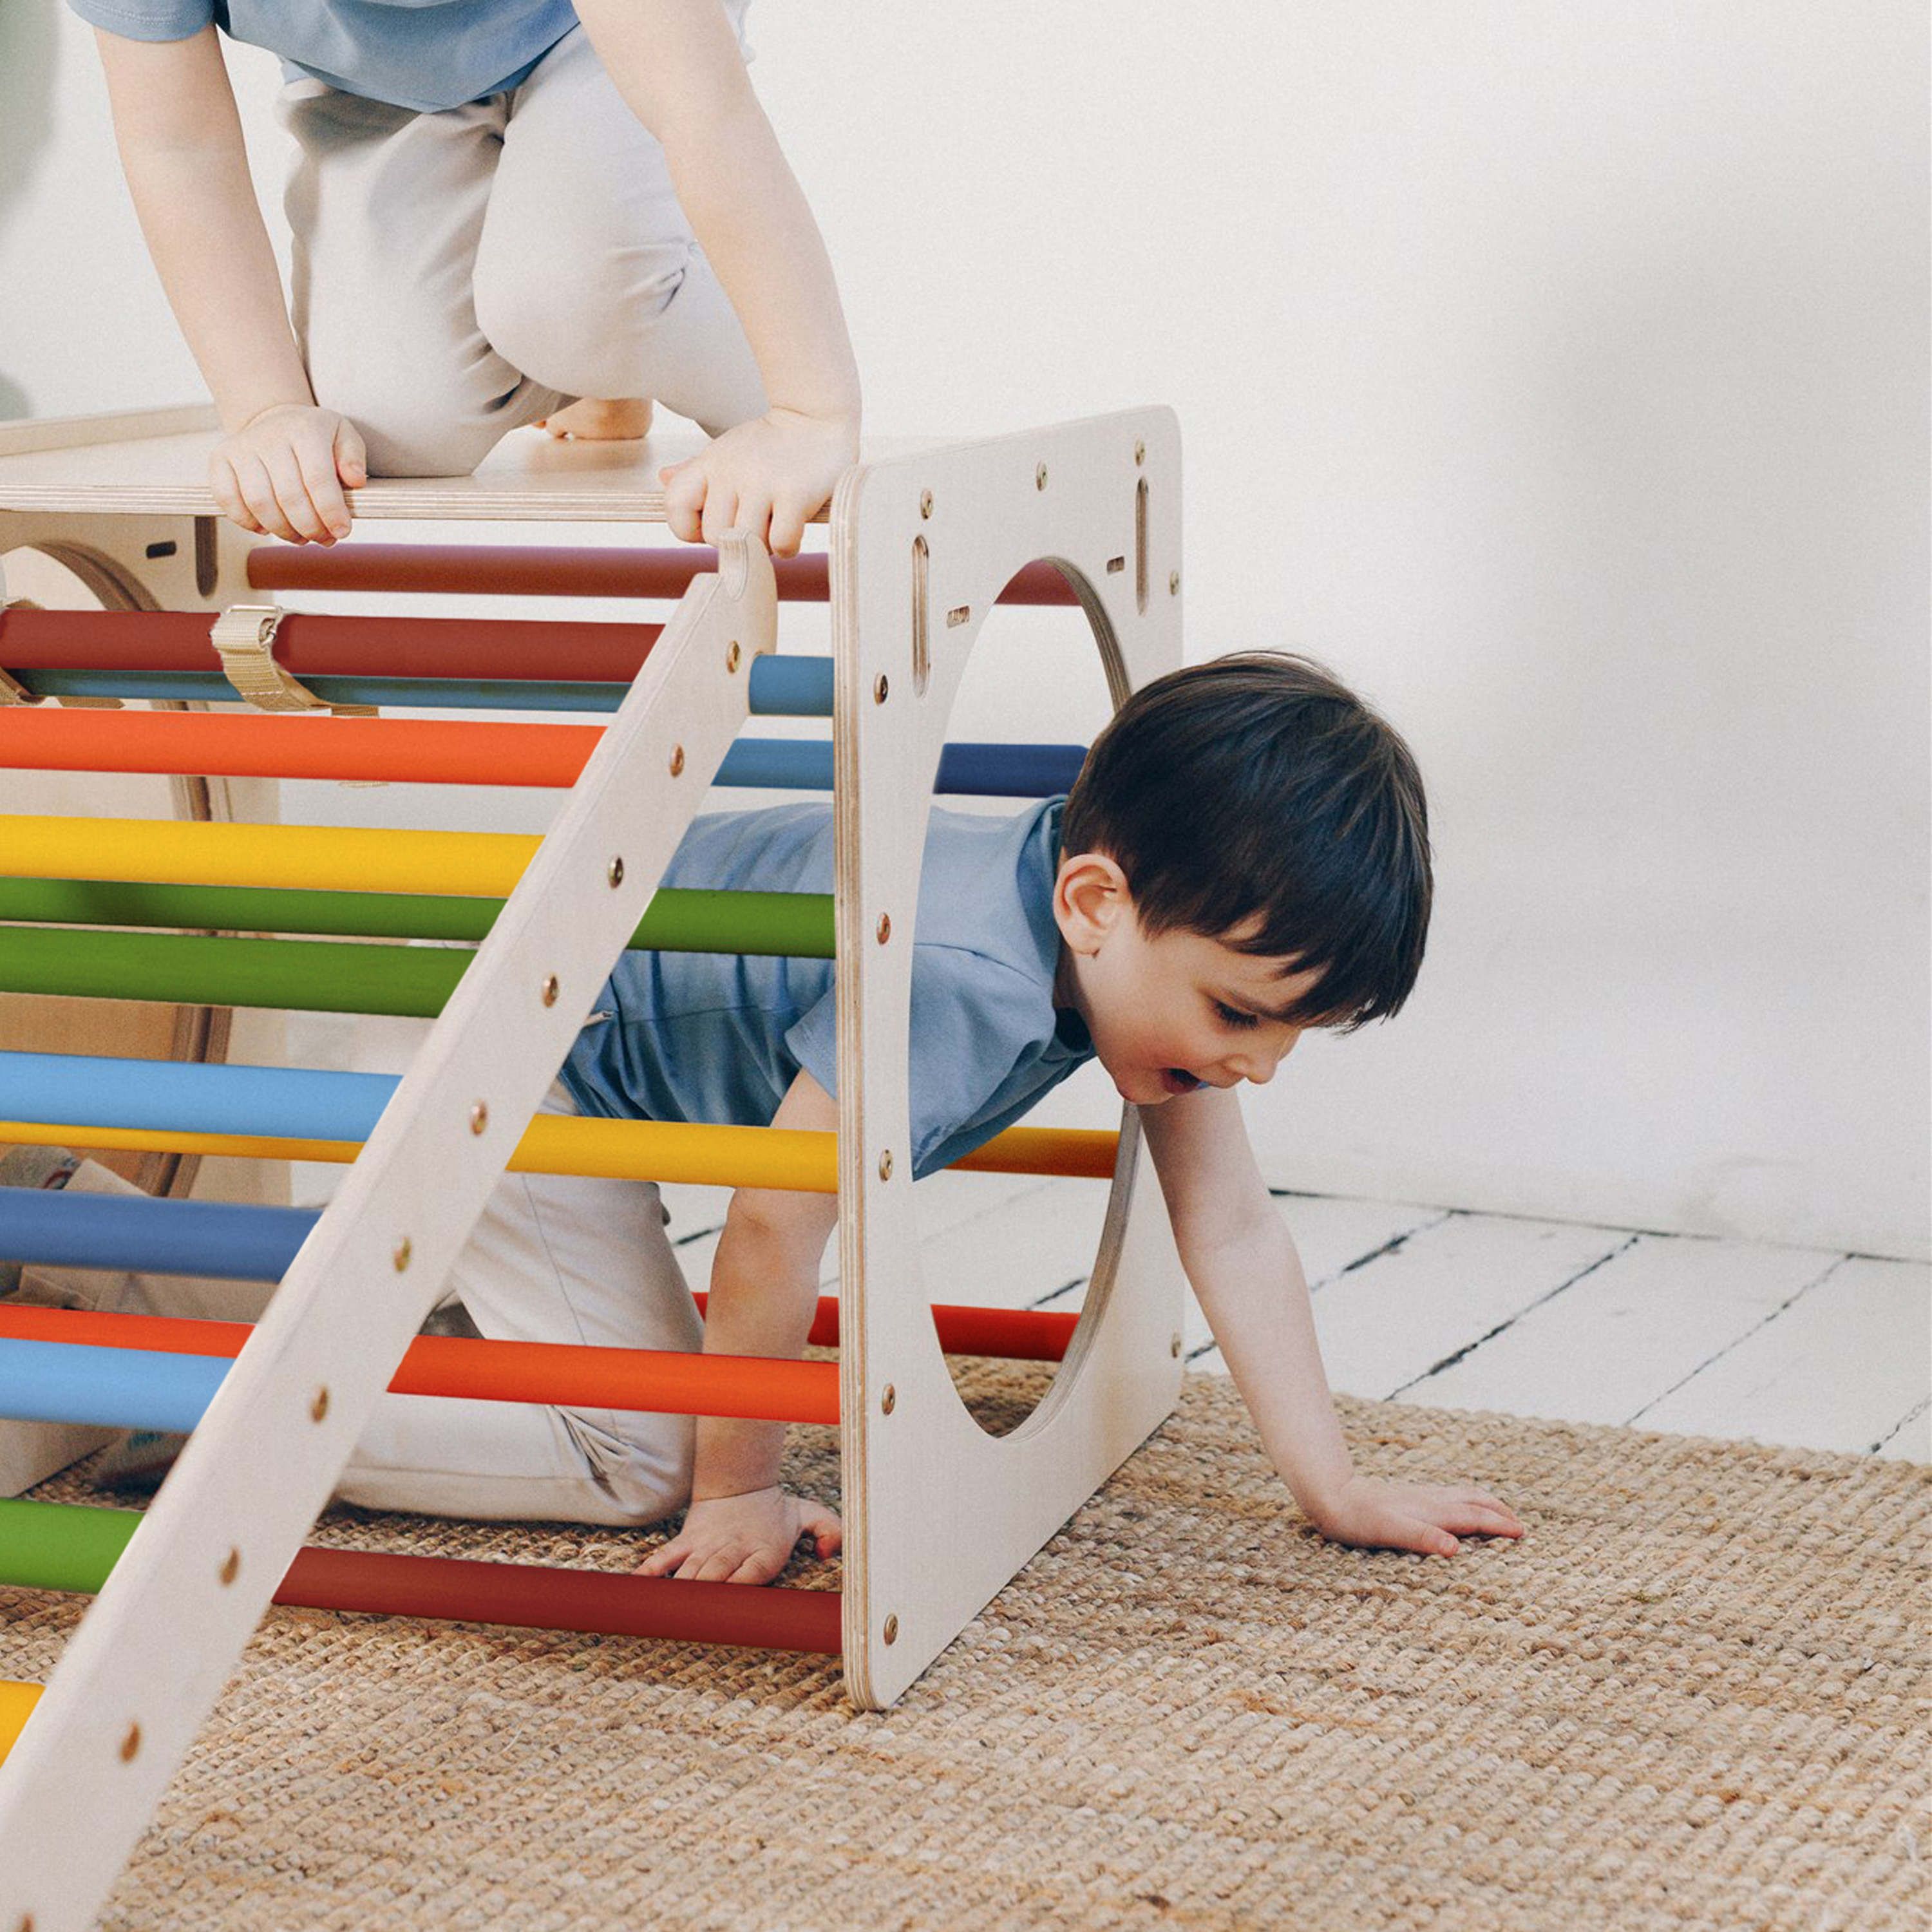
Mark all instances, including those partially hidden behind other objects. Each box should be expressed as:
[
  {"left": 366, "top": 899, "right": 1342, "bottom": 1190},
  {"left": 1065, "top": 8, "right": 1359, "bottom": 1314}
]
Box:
[{"left": 8, "top": 1361, "right": 1928, "bottom": 1932}]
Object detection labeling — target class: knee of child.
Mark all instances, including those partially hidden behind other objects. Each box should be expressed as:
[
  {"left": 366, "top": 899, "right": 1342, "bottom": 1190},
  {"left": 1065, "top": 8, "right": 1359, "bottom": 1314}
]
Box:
[
  {"left": 304, "top": 346, "right": 515, "bottom": 478},
  {"left": 473, "top": 233, "right": 688, "bottom": 401},
  {"left": 565, "top": 1406, "right": 696, "bottom": 1528}
]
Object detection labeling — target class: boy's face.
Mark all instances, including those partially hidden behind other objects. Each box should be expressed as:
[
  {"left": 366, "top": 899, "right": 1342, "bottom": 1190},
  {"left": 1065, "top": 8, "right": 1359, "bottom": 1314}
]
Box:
[{"left": 1052, "top": 853, "right": 1326, "bottom": 1106}]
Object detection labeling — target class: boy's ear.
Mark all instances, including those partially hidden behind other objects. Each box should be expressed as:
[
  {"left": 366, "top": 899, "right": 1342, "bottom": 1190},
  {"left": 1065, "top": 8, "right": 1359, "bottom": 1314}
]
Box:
[{"left": 1053, "top": 851, "right": 1132, "bottom": 953}]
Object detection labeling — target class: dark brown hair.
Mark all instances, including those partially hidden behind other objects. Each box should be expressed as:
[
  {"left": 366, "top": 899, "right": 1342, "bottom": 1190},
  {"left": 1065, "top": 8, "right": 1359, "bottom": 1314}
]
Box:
[{"left": 1060, "top": 652, "right": 1432, "bottom": 1028}]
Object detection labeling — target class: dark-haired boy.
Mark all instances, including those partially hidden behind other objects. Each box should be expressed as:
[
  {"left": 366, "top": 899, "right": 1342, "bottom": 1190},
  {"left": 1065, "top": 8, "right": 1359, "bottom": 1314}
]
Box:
[{"left": 16, "top": 652, "right": 1522, "bottom": 1577}]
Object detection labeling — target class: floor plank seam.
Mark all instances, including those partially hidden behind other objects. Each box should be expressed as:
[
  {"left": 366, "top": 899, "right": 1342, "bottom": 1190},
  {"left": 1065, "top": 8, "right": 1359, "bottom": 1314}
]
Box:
[
  {"left": 1028, "top": 1274, "right": 1090, "bottom": 1311},
  {"left": 1867, "top": 1397, "right": 1927, "bottom": 1457},
  {"left": 1621, "top": 1250, "right": 1853, "bottom": 1428},
  {"left": 1320, "top": 1207, "right": 1457, "bottom": 1289},
  {"left": 1388, "top": 1232, "right": 1641, "bottom": 1399}
]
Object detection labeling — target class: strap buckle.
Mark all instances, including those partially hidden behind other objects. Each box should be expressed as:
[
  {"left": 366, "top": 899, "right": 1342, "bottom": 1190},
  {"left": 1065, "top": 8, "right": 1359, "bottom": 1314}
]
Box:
[{"left": 209, "top": 604, "right": 375, "bottom": 717}]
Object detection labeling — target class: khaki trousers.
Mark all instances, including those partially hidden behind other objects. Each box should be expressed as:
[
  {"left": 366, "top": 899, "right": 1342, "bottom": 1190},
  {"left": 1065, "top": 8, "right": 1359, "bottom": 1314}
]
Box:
[{"left": 280, "top": 15, "right": 767, "bottom": 477}]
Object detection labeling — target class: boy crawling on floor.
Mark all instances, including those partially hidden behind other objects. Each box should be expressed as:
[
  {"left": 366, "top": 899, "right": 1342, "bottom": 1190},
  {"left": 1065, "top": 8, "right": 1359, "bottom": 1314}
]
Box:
[{"left": 4, "top": 652, "right": 1522, "bottom": 1579}]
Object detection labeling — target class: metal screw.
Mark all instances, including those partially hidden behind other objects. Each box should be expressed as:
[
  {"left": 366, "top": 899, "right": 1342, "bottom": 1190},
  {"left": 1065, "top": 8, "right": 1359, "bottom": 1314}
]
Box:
[
  {"left": 876, "top": 913, "right": 891, "bottom": 945},
  {"left": 393, "top": 1237, "right": 412, "bottom": 1273},
  {"left": 883, "top": 1615, "right": 899, "bottom": 1645},
  {"left": 310, "top": 1387, "right": 330, "bottom": 1423},
  {"left": 919, "top": 489, "right": 934, "bottom": 519},
  {"left": 1169, "top": 571, "right": 1180, "bottom": 596},
  {"left": 881, "top": 1385, "right": 896, "bottom": 1416},
  {"left": 726, "top": 641, "right": 741, "bottom": 672},
  {"left": 1036, "top": 463, "right": 1049, "bottom": 491},
  {"left": 220, "top": 1549, "right": 240, "bottom": 1586},
  {"left": 119, "top": 1723, "right": 141, "bottom": 1763},
  {"left": 469, "top": 1102, "right": 489, "bottom": 1136},
  {"left": 669, "top": 744, "right": 686, "bottom": 777},
  {"left": 608, "top": 857, "right": 625, "bottom": 888},
  {"left": 878, "top": 1150, "right": 894, "bottom": 1182},
  {"left": 874, "top": 674, "right": 889, "bottom": 705},
  {"left": 1135, "top": 439, "right": 1146, "bottom": 466},
  {"left": 540, "top": 974, "right": 560, "bottom": 1007},
  {"left": 1171, "top": 1335, "right": 1183, "bottom": 1359}
]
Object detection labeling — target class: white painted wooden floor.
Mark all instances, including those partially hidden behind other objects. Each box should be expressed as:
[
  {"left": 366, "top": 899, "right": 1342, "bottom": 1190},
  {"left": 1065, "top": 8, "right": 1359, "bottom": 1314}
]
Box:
[{"left": 657, "top": 1170, "right": 1932, "bottom": 1464}]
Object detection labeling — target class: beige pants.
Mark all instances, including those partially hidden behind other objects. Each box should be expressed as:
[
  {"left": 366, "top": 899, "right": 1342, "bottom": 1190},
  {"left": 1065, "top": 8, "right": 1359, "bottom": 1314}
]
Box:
[
  {"left": 41, "top": 1084, "right": 706, "bottom": 1526},
  {"left": 280, "top": 16, "right": 767, "bottom": 477}
]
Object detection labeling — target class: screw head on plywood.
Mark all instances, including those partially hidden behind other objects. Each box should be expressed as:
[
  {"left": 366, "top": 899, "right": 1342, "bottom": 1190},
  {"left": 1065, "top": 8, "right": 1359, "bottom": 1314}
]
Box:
[
  {"left": 874, "top": 674, "right": 889, "bottom": 705},
  {"left": 726, "top": 641, "right": 741, "bottom": 672},
  {"left": 878, "top": 1150, "right": 894, "bottom": 1182},
  {"left": 919, "top": 489, "right": 933, "bottom": 519},
  {"left": 469, "top": 1102, "right": 489, "bottom": 1135},
  {"left": 118, "top": 1723, "right": 140, "bottom": 1763},
  {"left": 669, "top": 744, "right": 686, "bottom": 777},
  {"left": 881, "top": 1384, "right": 896, "bottom": 1415},
  {"left": 541, "top": 974, "right": 560, "bottom": 1007},
  {"left": 876, "top": 913, "right": 891, "bottom": 945},
  {"left": 883, "top": 1615, "right": 899, "bottom": 1645},
  {"left": 608, "top": 857, "right": 625, "bottom": 888},
  {"left": 1036, "top": 464, "right": 1048, "bottom": 491}
]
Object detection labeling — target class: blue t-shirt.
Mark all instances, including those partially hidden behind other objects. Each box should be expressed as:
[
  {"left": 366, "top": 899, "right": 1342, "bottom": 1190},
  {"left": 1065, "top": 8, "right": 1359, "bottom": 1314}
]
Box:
[
  {"left": 67, "top": 0, "right": 580, "bottom": 112},
  {"left": 559, "top": 799, "right": 1094, "bottom": 1181}
]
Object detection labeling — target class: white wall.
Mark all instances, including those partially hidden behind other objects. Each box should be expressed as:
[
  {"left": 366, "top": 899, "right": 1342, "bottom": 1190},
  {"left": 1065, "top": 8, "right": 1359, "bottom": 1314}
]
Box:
[{"left": 3, "top": 1, "right": 1925, "bottom": 1257}]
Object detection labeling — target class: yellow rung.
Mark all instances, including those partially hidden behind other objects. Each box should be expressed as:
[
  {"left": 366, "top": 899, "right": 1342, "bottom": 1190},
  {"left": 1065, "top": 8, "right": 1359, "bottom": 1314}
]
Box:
[
  {"left": 0, "top": 1681, "right": 44, "bottom": 1766},
  {"left": 0, "top": 1118, "right": 1120, "bottom": 1189},
  {"left": 0, "top": 814, "right": 538, "bottom": 898}
]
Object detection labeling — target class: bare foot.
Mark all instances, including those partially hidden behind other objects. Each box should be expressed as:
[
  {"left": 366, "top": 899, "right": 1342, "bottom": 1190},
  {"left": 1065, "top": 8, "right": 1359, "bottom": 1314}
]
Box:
[{"left": 536, "top": 398, "right": 654, "bottom": 441}]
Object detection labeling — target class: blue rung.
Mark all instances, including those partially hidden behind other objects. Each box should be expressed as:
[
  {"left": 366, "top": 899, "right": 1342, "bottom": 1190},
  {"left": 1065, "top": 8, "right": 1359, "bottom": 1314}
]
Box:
[
  {"left": 0, "top": 1337, "right": 226, "bottom": 1434},
  {"left": 0, "top": 1052, "right": 393, "bottom": 1142},
  {"left": 12, "top": 654, "right": 837, "bottom": 717},
  {"left": 0, "top": 1186, "right": 314, "bottom": 1281}
]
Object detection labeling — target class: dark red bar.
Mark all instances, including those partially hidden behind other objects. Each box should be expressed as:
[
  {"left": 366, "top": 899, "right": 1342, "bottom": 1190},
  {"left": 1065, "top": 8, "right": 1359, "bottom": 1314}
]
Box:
[
  {"left": 276, "top": 1546, "right": 842, "bottom": 1654},
  {"left": 0, "top": 609, "right": 660, "bottom": 685},
  {"left": 246, "top": 543, "right": 1081, "bottom": 606}
]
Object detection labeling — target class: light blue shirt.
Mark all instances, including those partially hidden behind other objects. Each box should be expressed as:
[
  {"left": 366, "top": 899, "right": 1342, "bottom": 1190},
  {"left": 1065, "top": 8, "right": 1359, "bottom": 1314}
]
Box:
[
  {"left": 559, "top": 799, "right": 1095, "bottom": 1182},
  {"left": 67, "top": 0, "right": 579, "bottom": 112}
]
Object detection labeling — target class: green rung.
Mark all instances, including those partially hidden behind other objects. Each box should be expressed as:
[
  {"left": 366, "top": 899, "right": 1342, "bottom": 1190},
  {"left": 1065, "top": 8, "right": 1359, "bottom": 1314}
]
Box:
[
  {"left": 0, "top": 878, "right": 835, "bottom": 956},
  {"left": 0, "top": 1497, "right": 140, "bottom": 1595}
]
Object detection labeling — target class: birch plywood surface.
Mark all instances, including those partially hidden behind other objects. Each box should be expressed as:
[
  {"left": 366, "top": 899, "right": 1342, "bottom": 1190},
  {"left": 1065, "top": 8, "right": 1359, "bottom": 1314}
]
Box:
[{"left": 0, "top": 407, "right": 931, "bottom": 523}]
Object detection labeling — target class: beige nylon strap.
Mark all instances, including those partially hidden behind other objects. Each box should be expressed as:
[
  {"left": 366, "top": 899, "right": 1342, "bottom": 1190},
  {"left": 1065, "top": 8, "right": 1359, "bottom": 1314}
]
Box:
[{"left": 209, "top": 603, "right": 375, "bottom": 717}]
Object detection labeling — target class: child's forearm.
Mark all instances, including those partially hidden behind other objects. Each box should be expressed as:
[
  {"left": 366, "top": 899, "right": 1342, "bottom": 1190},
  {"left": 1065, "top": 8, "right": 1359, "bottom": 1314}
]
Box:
[
  {"left": 656, "top": 97, "right": 861, "bottom": 426},
  {"left": 687, "top": 1203, "right": 830, "bottom": 1501},
  {"left": 96, "top": 33, "right": 313, "bottom": 428},
  {"left": 572, "top": 2, "right": 860, "bottom": 428},
  {"left": 1181, "top": 1217, "right": 1358, "bottom": 1528}
]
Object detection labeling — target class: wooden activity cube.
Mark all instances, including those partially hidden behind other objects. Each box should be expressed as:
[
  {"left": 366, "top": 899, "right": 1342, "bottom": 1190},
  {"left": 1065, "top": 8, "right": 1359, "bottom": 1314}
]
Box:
[{"left": 0, "top": 404, "right": 1185, "bottom": 1931}]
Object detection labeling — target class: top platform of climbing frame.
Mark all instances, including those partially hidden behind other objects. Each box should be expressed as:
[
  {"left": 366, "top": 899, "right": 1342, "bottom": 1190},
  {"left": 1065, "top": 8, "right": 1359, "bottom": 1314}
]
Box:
[{"left": 0, "top": 404, "right": 920, "bottom": 524}]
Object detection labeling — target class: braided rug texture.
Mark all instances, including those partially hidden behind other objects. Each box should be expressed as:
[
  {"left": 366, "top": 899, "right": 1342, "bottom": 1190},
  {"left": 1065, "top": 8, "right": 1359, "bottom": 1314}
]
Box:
[{"left": 10, "top": 1363, "right": 1929, "bottom": 1932}]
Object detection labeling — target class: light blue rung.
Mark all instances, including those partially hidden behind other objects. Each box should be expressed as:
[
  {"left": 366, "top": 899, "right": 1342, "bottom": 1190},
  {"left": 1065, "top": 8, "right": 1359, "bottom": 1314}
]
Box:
[
  {"left": 0, "top": 1052, "right": 393, "bottom": 1142},
  {"left": 0, "top": 1337, "right": 225, "bottom": 1434}
]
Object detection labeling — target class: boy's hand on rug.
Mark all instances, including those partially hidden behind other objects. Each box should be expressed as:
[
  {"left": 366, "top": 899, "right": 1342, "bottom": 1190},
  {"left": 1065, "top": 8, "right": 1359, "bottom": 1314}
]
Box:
[
  {"left": 211, "top": 402, "right": 366, "bottom": 544},
  {"left": 639, "top": 1485, "right": 843, "bottom": 1586},
  {"left": 1310, "top": 1475, "right": 1524, "bottom": 1558},
  {"left": 658, "top": 406, "right": 858, "bottom": 558}
]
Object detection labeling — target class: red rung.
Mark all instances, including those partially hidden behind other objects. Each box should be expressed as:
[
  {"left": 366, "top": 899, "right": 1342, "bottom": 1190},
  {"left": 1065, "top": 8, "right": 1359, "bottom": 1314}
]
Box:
[
  {"left": 0, "top": 1306, "right": 840, "bottom": 1424},
  {"left": 0, "top": 609, "right": 659, "bottom": 684},
  {"left": 276, "top": 1546, "right": 842, "bottom": 1653},
  {"left": 245, "top": 543, "right": 1081, "bottom": 606}
]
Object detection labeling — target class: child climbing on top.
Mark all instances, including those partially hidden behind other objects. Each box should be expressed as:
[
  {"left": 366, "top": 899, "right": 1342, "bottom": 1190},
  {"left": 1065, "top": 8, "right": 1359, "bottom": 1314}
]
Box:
[
  {"left": 71, "top": 0, "right": 859, "bottom": 556},
  {"left": 10, "top": 654, "right": 1526, "bottom": 1582}
]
